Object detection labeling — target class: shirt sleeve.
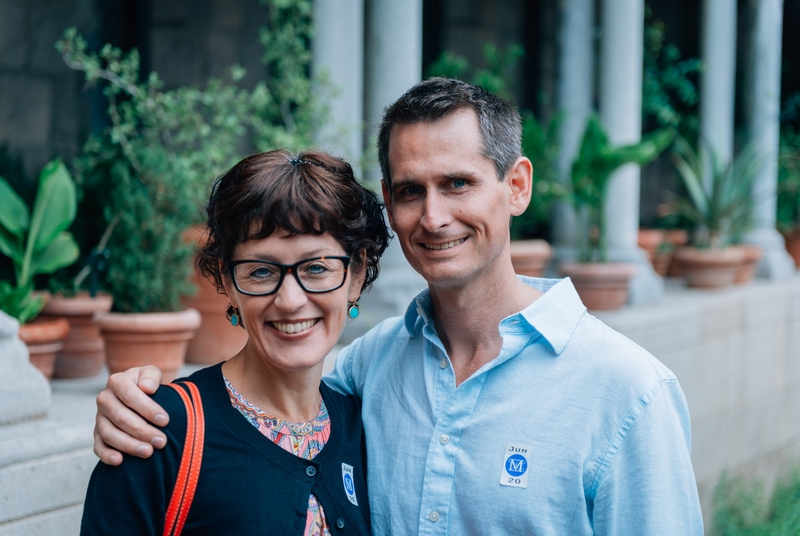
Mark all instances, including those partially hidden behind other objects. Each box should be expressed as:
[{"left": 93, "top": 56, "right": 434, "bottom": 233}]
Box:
[
  {"left": 589, "top": 378, "right": 704, "bottom": 536},
  {"left": 80, "top": 387, "right": 186, "bottom": 536},
  {"left": 323, "top": 340, "right": 360, "bottom": 397}
]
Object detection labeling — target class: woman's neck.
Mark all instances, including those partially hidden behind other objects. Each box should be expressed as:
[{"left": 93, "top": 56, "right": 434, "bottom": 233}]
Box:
[{"left": 221, "top": 346, "right": 324, "bottom": 422}]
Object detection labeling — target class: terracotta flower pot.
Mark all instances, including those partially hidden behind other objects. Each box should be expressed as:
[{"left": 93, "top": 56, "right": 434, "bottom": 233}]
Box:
[
  {"left": 665, "top": 229, "right": 689, "bottom": 277},
  {"left": 182, "top": 226, "right": 249, "bottom": 364},
  {"left": 733, "top": 244, "right": 763, "bottom": 285},
  {"left": 652, "top": 252, "right": 672, "bottom": 277},
  {"left": 785, "top": 229, "right": 800, "bottom": 269},
  {"left": 637, "top": 229, "right": 665, "bottom": 263},
  {"left": 558, "top": 262, "right": 637, "bottom": 311},
  {"left": 18, "top": 318, "right": 70, "bottom": 379},
  {"left": 674, "top": 247, "right": 746, "bottom": 289},
  {"left": 38, "top": 292, "right": 113, "bottom": 378},
  {"left": 95, "top": 308, "right": 201, "bottom": 383},
  {"left": 183, "top": 270, "right": 248, "bottom": 364},
  {"left": 510, "top": 239, "right": 552, "bottom": 277}
]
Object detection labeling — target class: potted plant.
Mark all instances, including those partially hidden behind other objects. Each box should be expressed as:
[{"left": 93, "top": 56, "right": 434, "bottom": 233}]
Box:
[
  {"left": 57, "top": 31, "right": 254, "bottom": 381},
  {"left": 668, "top": 136, "right": 760, "bottom": 288},
  {"left": 36, "top": 219, "right": 117, "bottom": 379},
  {"left": 508, "top": 112, "right": 565, "bottom": 276},
  {"left": 0, "top": 159, "right": 79, "bottom": 378},
  {"left": 559, "top": 115, "right": 672, "bottom": 310},
  {"left": 777, "top": 127, "right": 800, "bottom": 268}
]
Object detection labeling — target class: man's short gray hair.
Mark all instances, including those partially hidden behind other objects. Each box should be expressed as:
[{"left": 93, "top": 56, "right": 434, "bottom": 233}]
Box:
[{"left": 377, "top": 77, "right": 522, "bottom": 188}]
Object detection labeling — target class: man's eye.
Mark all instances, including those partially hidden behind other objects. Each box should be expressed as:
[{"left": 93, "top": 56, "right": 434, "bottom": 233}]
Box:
[
  {"left": 401, "top": 185, "right": 423, "bottom": 196},
  {"left": 452, "top": 179, "right": 467, "bottom": 188}
]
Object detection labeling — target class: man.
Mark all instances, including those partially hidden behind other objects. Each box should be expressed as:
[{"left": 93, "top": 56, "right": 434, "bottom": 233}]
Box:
[{"left": 94, "top": 78, "right": 703, "bottom": 534}]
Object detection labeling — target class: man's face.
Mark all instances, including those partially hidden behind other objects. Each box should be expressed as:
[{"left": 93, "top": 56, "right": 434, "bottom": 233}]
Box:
[{"left": 382, "top": 108, "right": 530, "bottom": 290}]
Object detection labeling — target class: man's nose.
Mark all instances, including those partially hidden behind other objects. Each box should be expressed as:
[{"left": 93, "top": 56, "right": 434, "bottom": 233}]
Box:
[{"left": 420, "top": 192, "right": 451, "bottom": 231}]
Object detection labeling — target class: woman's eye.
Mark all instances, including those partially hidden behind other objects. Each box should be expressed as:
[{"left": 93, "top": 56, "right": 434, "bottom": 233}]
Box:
[
  {"left": 306, "top": 264, "right": 328, "bottom": 274},
  {"left": 250, "top": 267, "right": 276, "bottom": 279}
]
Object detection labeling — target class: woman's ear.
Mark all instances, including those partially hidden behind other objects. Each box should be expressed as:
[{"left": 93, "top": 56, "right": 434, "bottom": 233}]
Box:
[{"left": 348, "top": 250, "right": 368, "bottom": 301}]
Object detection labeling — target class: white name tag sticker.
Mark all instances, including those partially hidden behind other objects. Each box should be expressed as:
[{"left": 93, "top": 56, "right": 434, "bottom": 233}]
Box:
[
  {"left": 342, "top": 463, "right": 358, "bottom": 505},
  {"left": 500, "top": 444, "right": 532, "bottom": 488}
]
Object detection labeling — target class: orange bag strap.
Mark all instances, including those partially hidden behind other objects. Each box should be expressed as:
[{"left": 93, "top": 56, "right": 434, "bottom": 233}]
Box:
[{"left": 163, "top": 381, "right": 205, "bottom": 536}]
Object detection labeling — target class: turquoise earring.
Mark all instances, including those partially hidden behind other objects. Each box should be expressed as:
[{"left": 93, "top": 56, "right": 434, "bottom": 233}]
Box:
[
  {"left": 230, "top": 307, "right": 241, "bottom": 327},
  {"left": 347, "top": 302, "right": 360, "bottom": 319}
]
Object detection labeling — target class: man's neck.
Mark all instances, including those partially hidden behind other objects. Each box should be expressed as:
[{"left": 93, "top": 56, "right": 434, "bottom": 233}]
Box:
[{"left": 428, "top": 265, "right": 543, "bottom": 386}]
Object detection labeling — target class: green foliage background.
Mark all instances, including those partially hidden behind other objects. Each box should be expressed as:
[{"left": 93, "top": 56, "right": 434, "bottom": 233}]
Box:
[{"left": 55, "top": 0, "right": 320, "bottom": 313}]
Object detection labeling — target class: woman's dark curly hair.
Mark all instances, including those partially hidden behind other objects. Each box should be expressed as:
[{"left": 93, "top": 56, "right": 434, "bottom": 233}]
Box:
[{"left": 196, "top": 149, "right": 390, "bottom": 302}]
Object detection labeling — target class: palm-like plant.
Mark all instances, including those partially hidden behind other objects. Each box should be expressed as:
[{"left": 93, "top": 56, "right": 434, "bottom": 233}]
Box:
[
  {"left": 570, "top": 115, "right": 673, "bottom": 262},
  {"left": 670, "top": 136, "right": 761, "bottom": 249},
  {"left": 0, "top": 159, "right": 79, "bottom": 323}
]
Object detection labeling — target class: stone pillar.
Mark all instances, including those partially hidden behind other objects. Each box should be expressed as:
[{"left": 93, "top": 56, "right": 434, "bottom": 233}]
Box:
[
  {"left": 741, "top": 0, "right": 795, "bottom": 279},
  {"left": 551, "top": 0, "right": 595, "bottom": 267},
  {"left": 0, "top": 312, "right": 51, "bottom": 425},
  {"left": 599, "top": 0, "right": 663, "bottom": 304},
  {"left": 341, "top": 0, "right": 426, "bottom": 344},
  {"left": 312, "top": 0, "right": 364, "bottom": 167},
  {"left": 700, "top": 0, "right": 737, "bottom": 170},
  {"left": 363, "top": 0, "right": 423, "bottom": 184}
]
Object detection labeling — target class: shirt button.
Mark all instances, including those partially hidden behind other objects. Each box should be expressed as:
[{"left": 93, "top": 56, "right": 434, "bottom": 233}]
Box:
[
  {"left": 429, "top": 510, "right": 440, "bottom": 522},
  {"left": 306, "top": 466, "right": 317, "bottom": 477},
  {"left": 336, "top": 518, "right": 345, "bottom": 529},
  {"left": 439, "top": 358, "right": 448, "bottom": 369},
  {"left": 439, "top": 434, "right": 450, "bottom": 445}
]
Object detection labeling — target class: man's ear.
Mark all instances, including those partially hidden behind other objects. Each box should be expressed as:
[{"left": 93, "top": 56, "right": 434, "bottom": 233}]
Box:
[
  {"left": 380, "top": 180, "right": 397, "bottom": 230},
  {"left": 506, "top": 156, "right": 533, "bottom": 217}
]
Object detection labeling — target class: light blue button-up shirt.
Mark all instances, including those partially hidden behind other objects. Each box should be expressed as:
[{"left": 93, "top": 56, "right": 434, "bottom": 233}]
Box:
[{"left": 326, "top": 277, "right": 703, "bottom": 535}]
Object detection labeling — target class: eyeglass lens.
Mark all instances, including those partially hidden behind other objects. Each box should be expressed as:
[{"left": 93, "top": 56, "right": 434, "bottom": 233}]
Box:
[{"left": 233, "top": 257, "right": 347, "bottom": 294}]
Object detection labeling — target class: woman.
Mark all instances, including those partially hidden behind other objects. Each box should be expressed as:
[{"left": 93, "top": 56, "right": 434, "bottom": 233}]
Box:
[{"left": 81, "top": 149, "right": 389, "bottom": 535}]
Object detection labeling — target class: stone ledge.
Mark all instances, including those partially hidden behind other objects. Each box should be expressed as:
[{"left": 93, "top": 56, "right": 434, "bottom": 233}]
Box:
[{"left": 0, "top": 504, "right": 83, "bottom": 536}]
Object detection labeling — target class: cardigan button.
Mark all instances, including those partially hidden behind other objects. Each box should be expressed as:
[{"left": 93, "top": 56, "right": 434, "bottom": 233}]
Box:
[
  {"left": 336, "top": 518, "right": 345, "bottom": 529},
  {"left": 306, "top": 466, "right": 317, "bottom": 477}
]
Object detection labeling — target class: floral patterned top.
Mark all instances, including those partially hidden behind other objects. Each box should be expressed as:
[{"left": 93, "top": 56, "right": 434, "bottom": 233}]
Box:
[{"left": 226, "top": 377, "right": 332, "bottom": 536}]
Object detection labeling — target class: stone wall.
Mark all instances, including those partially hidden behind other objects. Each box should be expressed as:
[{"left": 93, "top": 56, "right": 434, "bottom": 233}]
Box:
[
  {"left": 0, "top": 0, "right": 267, "bottom": 181},
  {"left": 596, "top": 274, "right": 800, "bottom": 530},
  {"left": 0, "top": 0, "right": 94, "bottom": 178}
]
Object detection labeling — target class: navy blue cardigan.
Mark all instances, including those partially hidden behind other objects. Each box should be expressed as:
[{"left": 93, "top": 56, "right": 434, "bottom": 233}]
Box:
[{"left": 81, "top": 363, "right": 371, "bottom": 535}]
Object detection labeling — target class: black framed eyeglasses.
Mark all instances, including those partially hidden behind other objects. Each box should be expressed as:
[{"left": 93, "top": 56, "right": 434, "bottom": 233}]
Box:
[{"left": 228, "top": 256, "right": 351, "bottom": 296}]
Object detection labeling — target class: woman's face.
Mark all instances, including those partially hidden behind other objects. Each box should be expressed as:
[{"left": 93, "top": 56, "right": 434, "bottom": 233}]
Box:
[{"left": 225, "top": 230, "right": 364, "bottom": 374}]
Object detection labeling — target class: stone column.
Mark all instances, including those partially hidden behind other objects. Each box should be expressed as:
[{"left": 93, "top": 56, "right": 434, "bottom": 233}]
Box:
[
  {"left": 599, "top": 0, "right": 663, "bottom": 304},
  {"left": 363, "top": 0, "right": 423, "bottom": 184},
  {"left": 341, "top": 0, "right": 426, "bottom": 344},
  {"left": 700, "top": 0, "right": 737, "bottom": 170},
  {"left": 741, "top": 0, "right": 795, "bottom": 279},
  {"left": 312, "top": 0, "right": 365, "bottom": 167},
  {"left": 551, "top": 0, "right": 595, "bottom": 268}
]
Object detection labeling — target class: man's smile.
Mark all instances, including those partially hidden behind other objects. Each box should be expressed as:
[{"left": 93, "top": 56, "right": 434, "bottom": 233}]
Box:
[{"left": 422, "top": 238, "right": 467, "bottom": 250}]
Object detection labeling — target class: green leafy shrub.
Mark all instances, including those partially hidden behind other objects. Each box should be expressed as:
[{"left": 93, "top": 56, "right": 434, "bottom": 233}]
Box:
[
  {"left": 777, "top": 127, "right": 800, "bottom": 236},
  {"left": 713, "top": 469, "right": 800, "bottom": 535},
  {"left": 642, "top": 4, "right": 702, "bottom": 141},
  {"left": 57, "top": 29, "right": 261, "bottom": 313}
]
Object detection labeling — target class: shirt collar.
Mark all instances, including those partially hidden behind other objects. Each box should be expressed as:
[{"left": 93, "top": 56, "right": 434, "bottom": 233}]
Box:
[{"left": 403, "top": 276, "right": 586, "bottom": 355}]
